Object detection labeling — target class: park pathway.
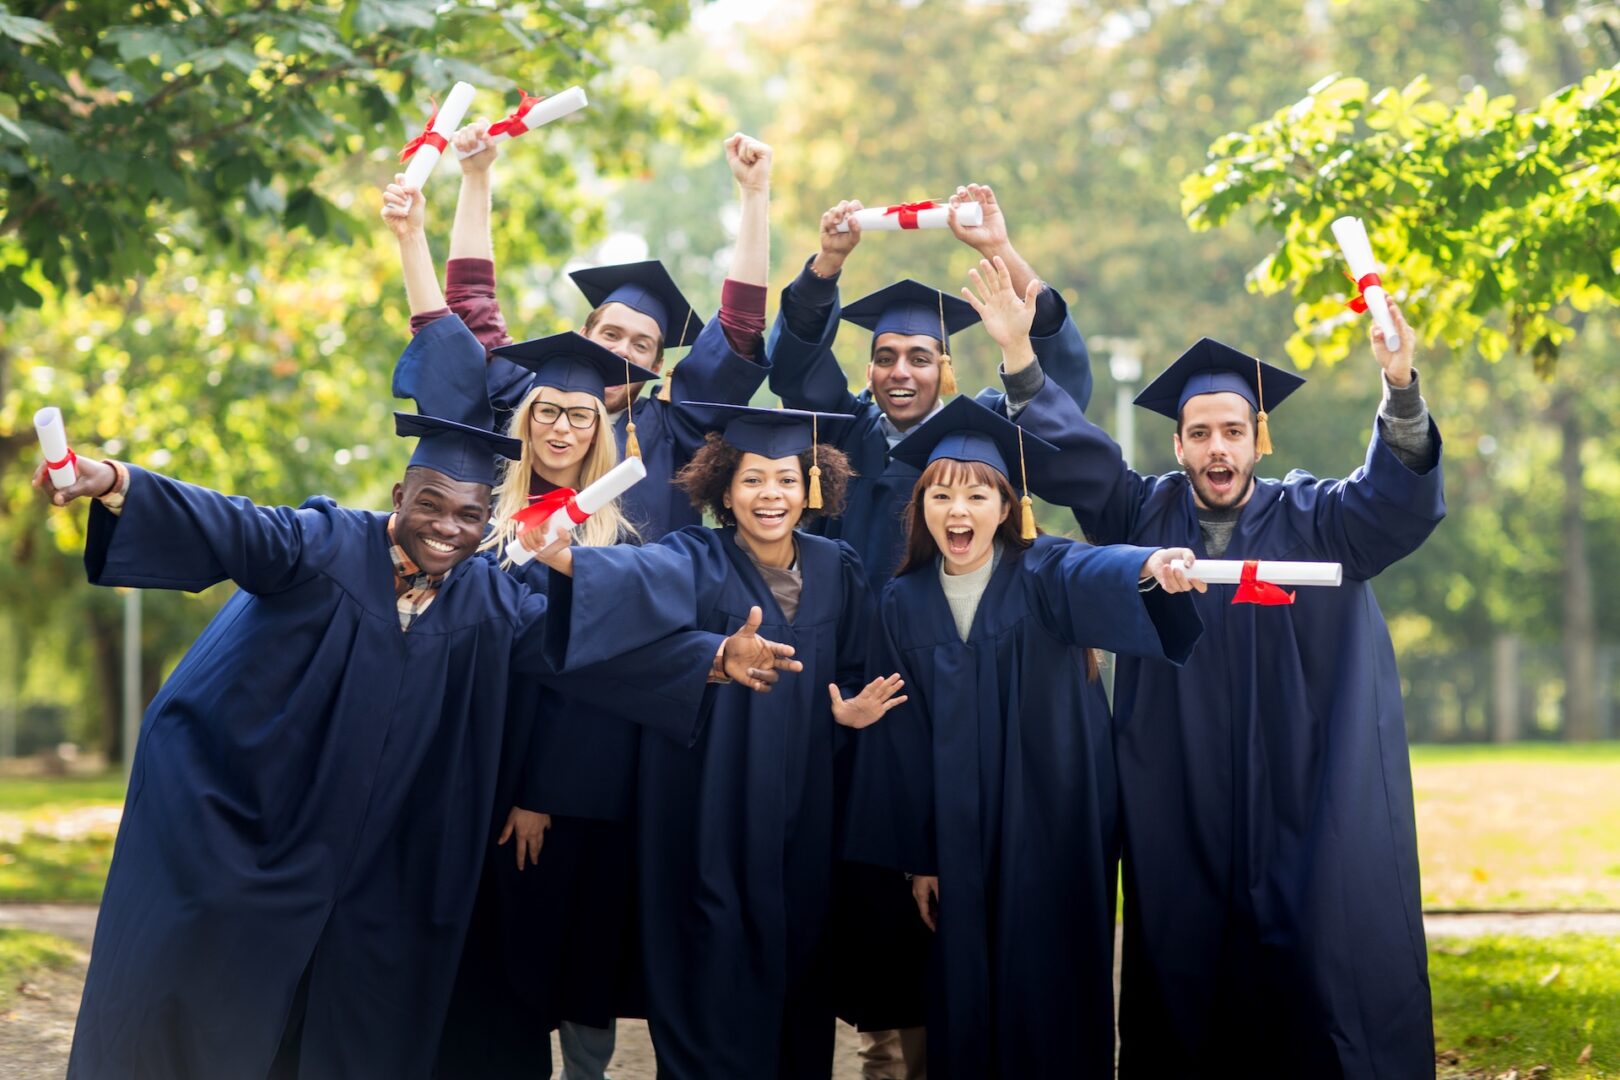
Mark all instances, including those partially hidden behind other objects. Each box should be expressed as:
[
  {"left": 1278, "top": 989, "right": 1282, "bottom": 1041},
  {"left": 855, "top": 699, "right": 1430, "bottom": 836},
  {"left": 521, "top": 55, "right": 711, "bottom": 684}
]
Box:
[{"left": 2, "top": 904, "right": 1616, "bottom": 1080}]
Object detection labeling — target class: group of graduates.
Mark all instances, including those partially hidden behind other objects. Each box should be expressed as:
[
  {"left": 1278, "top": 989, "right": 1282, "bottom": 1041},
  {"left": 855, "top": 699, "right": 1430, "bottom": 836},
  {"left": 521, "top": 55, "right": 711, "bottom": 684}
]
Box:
[{"left": 35, "top": 120, "right": 1447, "bottom": 1080}]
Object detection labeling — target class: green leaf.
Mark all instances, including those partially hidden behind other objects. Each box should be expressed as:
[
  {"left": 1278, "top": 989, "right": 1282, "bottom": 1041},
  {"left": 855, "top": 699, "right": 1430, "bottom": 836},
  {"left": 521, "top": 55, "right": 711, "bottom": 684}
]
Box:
[
  {"left": 0, "top": 8, "right": 60, "bottom": 47},
  {"left": 0, "top": 111, "right": 27, "bottom": 144}
]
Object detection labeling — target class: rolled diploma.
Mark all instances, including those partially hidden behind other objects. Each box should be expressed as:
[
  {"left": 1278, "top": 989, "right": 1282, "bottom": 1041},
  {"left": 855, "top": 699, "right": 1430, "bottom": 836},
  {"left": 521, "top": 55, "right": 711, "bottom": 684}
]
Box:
[
  {"left": 835, "top": 201, "right": 983, "bottom": 233},
  {"left": 455, "top": 87, "right": 589, "bottom": 159},
  {"left": 1330, "top": 215, "right": 1402, "bottom": 352},
  {"left": 505, "top": 455, "right": 647, "bottom": 565},
  {"left": 35, "top": 406, "right": 77, "bottom": 487},
  {"left": 1169, "top": 558, "right": 1344, "bottom": 587},
  {"left": 400, "top": 81, "right": 478, "bottom": 190}
]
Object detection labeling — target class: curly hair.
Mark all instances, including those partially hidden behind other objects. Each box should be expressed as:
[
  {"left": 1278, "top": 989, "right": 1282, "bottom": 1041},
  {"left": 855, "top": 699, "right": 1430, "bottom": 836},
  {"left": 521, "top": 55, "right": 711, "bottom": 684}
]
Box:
[{"left": 675, "top": 432, "right": 855, "bottom": 526}]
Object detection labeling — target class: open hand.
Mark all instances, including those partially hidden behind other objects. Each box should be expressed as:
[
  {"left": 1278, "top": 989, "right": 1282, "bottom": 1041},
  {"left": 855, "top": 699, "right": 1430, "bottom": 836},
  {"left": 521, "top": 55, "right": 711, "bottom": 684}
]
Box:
[
  {"left": 33, "top": 456, "right": 118, "bottom": 507},
  {"left": 381, "top": 173, "right": 424, "bottom": 238},
  {"left": 828, "top": 674, "right": 907, "bottom": 729},
  {"left": 1141, "top": 548, "right": 1207, "bottom": 595},
  {"left": 496, "top": 807, "right": 551, "bottom": 871},
  {"left": 962, "top": 255, "right": 1041, "bottom": 364},
  {"left": 721, "top": 606, "right": 804, "bottom": 692},
  {"left": 912, "top": 874, "right": 940, "bottom": 931}
]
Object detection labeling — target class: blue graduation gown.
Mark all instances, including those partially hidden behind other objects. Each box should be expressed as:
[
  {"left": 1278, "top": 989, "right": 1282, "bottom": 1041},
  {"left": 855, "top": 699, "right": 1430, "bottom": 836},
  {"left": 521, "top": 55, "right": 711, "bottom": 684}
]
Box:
[
  {"left": 765, "top": 285, "right": 1094, "bottom": 591},
  {"left": 1014, "top": 378, "right": 1445, "bottom": 1078},
  {"left": 487, "top": 316, "right": 771, "bottom": 540},
  {"left": 844, "top": 537, "right": 1202, "bottom": 1078},
  {"left": 560, "top": 526, "right": 874, "bottom": 1080},
  {"left": 67, "top": 467, "right": 714, "bottom": 1080}
]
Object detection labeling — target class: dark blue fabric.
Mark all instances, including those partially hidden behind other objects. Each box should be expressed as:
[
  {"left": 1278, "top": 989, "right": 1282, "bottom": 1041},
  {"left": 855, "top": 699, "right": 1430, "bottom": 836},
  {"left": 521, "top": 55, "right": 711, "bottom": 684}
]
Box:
[
  {"left": 766, "top": 281, "right": 1093, "bottom": 591},
  {"left": 563, "top": 527, "right": 874, "bottom": 1080},
  {"left": 1012, "top": 377, "right": 1445, "bottom": 1078},
  {"left": 487, "top": 317, "right": 769, "bottom": 542},
  {"left": 843, "top": 537, "right": 1201, "bottom": 1078},
  {"left": 65, "top": 467, "right": 713, "bottom": 1080}
]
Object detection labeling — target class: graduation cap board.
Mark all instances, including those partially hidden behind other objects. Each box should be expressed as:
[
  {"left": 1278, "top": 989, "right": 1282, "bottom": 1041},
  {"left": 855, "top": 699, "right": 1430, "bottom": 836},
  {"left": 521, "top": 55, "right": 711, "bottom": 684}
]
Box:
[
  {"left": 392, "top": 315, "right": 521, "bottom": 486},
  {"left": 888, "top": 395, "right": 1059, "bottom": 539},
  {"left": 569, "top": 260, "right": 705, "bottom": 350},
  {"left": 678, "top": 402, "right": 856, "bottom": 509},
  {"left": 1132, "top": 338, "right": 1306, "bottom": 456},
  {"left": 840, "top": 279, "right": 982, "bottom": 397},
  {"left": 492, "top": 331, "right": 659, "bottom": 401}
]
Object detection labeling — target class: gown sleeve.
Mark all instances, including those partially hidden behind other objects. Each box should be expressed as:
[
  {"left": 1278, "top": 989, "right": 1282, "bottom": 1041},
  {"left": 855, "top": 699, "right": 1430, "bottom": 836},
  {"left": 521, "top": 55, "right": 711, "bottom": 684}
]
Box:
[
  {"left": 765, "top": 275, "right": 863, "bottom": 416},
  {"left": 1022, "top": 538, "right": 1203, "bottom": 664},
  {"left": 977, "top": 288, "right": 1094, "bottom": 417},
  {"left": 658, "top": 317, "right": 774, "bottom": 458},
  {"left": 841, "top": 583, "right": 938, "bottom": 877},
  {"left": 1286, "top": 418, "right": 1446, "bottom": 581},
  {"left": 85, "top": 466, "right": 337, "bottom": 596}
]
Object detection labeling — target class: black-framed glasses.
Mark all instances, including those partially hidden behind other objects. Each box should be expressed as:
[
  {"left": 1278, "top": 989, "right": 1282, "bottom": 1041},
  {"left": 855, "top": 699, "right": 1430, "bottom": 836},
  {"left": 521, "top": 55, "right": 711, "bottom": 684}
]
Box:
[{"left": 530, "top": 401, "right": 600, "bottom": 430}]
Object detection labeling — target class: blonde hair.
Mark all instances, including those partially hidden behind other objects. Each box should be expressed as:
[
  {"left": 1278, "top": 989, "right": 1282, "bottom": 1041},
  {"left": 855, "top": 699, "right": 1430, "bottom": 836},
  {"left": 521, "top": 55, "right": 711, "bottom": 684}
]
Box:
[{"left": 480, "top": 382, "right": 640, "bottom": 565}]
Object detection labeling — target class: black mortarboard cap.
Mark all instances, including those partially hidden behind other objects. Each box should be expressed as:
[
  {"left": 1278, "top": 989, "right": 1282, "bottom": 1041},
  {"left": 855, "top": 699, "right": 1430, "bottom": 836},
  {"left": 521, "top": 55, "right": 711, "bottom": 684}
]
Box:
[
  {"left": 491, "top": 331, "right": 659, "bottom": 401},
  {"left": 391, "top": 315, "right": 520, "bottom": 485},
  {"left": 569, "top": 260, "right": 704, "bottom": 348}
]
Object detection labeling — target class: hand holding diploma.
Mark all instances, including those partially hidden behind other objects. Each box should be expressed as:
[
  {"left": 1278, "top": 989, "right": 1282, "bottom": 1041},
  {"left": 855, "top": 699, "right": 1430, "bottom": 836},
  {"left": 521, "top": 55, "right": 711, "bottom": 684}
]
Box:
[
  {"left": 1168, "top": 557, "right": 1343, "bottom": 606},
  {"left": 1142, "top": 548, "right": 1208, "bottom": 595},
  {"left": 1331, "top": 216, "right": 1402, "bottom": 353},
  {"left": 35, "top": 406, "right": 78, "bottom": 488},
  {"left": 453, "top": 87, "right": 588, "bottom": 160},
  {"left": 506, "top": 456, "right": 647, "bottom": 567},
  {"left": 32, "top": 451, "right": 118, "bottom": 507},
  {"left": 835, "top": 198, "right": 982, "bottom": 233}
]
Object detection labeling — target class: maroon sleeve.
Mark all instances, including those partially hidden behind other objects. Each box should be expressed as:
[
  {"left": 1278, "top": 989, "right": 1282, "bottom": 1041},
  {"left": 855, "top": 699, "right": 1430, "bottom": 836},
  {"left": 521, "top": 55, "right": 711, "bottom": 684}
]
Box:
[
  {"left": 717, "top": 278, "right": 768, "bottom": 361},
  {"left": 443, "top": 258, "right": 515, "bottom": 352},
  {"left": 409, "top": 307, "right": 454, "bottom": 336}
]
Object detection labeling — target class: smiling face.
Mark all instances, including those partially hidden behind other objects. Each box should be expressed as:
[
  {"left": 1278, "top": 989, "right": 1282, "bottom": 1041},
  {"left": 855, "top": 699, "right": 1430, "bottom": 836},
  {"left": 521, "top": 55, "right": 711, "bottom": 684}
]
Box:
[
  {"left": 868, "top": 332, "right": 945, "bottom": 429},
  {"left": 723, "top": 452, "right": 806, "bottom": 550},
  {"left": 1174, "top": 391, "right": 1258, "bottom": 511},
  {"left": 391, "top": 467, "right": 492, "bottom": 577},
  {"left": 526, "top": 386, "right": 601, "bottom": 483},
  {"left": 922, "top": 462, "right": 1012, "bottom": 575},
  {"left": 583, "top": 302, "right": 664, "bottom": 413}
]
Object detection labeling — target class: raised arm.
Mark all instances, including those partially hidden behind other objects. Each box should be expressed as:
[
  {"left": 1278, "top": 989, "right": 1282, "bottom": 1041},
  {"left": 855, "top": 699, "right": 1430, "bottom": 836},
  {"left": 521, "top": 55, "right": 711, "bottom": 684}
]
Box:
[
  {"left": 949, "top": 183, "right": 1091, "bottom": 411},
  {"left": 765, "top": 201, "right": 865, "bottom": 415},
  {"left": 381, "top": 175, "right": 447, "bottom": 316}
]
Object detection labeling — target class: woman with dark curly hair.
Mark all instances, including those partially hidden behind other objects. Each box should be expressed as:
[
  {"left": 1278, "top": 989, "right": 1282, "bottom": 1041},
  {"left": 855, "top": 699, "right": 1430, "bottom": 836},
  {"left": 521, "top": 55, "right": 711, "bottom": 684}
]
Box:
[
  {"left": 841, "top": 259, "right": 1209, "bottom": 1079},
  {"left": 522, "top": 403, "right": 906, "bottom": 1080}
]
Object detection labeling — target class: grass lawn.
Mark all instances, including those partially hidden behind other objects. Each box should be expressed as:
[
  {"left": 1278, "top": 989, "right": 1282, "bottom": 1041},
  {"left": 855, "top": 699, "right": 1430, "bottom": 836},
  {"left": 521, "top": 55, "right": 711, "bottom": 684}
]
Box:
[
  {"left": 0, "top": 772, "right": 124, "bottom": 904},
  {"left": 1411, "top": 742, "right": 1620, "bottom": 910},
  {"left": 0, "top": 928, "right": 80, "bottom": 1008},
  {"left": 1433, "top": 933, "right": 1619, "bottom": 1079}
]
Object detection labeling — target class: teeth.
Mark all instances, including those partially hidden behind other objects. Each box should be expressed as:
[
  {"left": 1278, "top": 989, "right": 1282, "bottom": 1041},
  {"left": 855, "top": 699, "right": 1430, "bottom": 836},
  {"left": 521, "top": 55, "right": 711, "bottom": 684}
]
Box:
[{"left": 422, "top": 537, "right": 454, "bottom": 553}]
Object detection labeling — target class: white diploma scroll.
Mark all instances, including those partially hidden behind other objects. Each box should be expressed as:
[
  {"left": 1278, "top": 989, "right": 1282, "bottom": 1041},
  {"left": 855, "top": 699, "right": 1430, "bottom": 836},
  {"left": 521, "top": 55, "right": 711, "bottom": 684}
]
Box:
[
  {"left": 1330, "top": 216, "right": 1402, "bottom": 353},
  {"left": 835, "top": 200, "right": 983, "bottom": 233},
  {"left": 400, "top": 81, "right": 478, "bottom": 190},
  {"left": 505, "top": 455, "right": 647, "bottom": 566},
  {"left": 454, "top": 87, "right": 589, "bottom": 160},
  {"left": 1169, "top": 559, "right": 1344, "bottom": 587},
  {"left": 34, "top": 406, "right": 78, "bottom": 487}
]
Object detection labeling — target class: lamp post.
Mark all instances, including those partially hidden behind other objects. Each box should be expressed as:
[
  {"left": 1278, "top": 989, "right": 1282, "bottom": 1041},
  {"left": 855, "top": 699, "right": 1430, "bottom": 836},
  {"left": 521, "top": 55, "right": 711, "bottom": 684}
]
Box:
[{"left": 1096, "top": 337, "right": 1143, "bottom": 468}]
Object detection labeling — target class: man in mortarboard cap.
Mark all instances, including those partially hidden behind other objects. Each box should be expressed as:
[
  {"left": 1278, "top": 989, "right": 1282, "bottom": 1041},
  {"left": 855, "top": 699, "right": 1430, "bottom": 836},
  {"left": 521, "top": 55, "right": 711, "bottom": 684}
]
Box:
[
  {"left": 384, "top": 130, "right": 775, "bottom": 543},
  {"left": 765, "top": 183, "right": 1095, "bottom": 594},
  {"left": 1008, "top": 302, "right": 1444, "bottom": 1078},
  {"left": 38, "top": 314, "right": 799, "bottom": 1080}
]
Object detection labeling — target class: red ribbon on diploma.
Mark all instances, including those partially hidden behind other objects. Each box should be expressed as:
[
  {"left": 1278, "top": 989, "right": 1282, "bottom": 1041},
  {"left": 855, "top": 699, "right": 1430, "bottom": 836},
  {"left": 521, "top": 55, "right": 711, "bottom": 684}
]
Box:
[
  {"left": 44, "top": 447, "right": 76, "bottom": 474},
  {"left": 489, "top": 90, "right": 545, "bottom": 139},
  {"left": 512, "top": 488, "right": 589, "bottom": 532},
  {"left": 884, "top": 201, "right": 938, "bottom": 229},
  {"left": 399, "top": 97, "right": 448, "bottom": 163},
  {"left": 1233, "top": 560, "right": 1295, "bottom": 606},
  {"left": 1346, "top": 272, "right": 1383, "bottom": 314}
]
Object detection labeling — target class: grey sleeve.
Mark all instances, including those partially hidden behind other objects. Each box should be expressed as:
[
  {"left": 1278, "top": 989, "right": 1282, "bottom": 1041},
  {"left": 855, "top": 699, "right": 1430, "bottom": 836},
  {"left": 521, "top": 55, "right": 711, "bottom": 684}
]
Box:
[
  {"left": 1001, "top": 357, "right": 1046, "bottom": 418},
  {"left": 1375, "top": 368, "right": 1434, "bottom": 471}
]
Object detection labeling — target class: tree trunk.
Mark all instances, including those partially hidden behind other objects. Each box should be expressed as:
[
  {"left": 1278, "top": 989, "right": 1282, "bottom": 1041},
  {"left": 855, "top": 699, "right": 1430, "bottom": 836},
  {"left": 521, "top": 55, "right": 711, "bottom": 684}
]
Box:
[
  {"left": 1491, "top": 633, "right": 1520, "bottom": 743},
  {"left": 1553, "top": 387, "right": 1597, "bottom": 741},
  {"left": 86, "top": 602, "right": 124, "bottom": 765}
]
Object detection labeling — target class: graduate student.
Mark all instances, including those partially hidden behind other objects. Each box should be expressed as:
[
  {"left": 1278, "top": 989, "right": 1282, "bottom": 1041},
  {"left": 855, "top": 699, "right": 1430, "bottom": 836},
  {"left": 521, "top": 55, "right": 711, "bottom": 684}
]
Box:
[
  {"left": 39, "top": 314, "right": 797, "bottom": 1080},
  {"left": 841, "top": 260, "right": 1205, "bottom": 1079},
  {"left": 1012, "top": 304, "right": 1444, "bottom": 1078},
  {"left": 525, "top": 405, "right": 907, "bottom": 1080},
  {"left": 430, "top": 331, "right": 661, "bottom": 1079},
  {"left": 384, "top": 127, "right": 774, "bottom": 541}
]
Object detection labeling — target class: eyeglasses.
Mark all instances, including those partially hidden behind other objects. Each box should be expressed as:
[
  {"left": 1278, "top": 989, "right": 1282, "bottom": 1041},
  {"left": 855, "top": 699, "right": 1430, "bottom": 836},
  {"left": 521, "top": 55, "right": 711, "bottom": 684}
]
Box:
[{"left": 530, "top": 401, "right": 600, "bottom": 430}]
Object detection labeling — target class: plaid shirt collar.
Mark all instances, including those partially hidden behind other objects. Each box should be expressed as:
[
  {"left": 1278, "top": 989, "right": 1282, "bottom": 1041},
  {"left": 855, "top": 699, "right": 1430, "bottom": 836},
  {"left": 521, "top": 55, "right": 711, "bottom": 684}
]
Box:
[{"left": 387, "top": 515, "right": 446, "bottom": 630}]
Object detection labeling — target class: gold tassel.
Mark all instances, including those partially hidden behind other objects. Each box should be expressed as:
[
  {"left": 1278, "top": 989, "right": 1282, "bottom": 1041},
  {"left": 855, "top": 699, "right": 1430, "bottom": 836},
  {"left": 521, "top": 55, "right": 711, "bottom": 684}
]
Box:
[
  {"left": 808, "top": 414, "right": 823, "bottom": 508},
  {"left": 1019, "top": 493, "right": 1037, "bottom": 540},
  {"left": 1255, "top": 409, "right": 1273, "bottom": 457},
  {"left": 625, "top": 419, "right": 642, "bottom": 459},
  {"left": 657, "top": 377, "right": 672, "bottom": 403},
  {"left": 809, "top": 462, "right": 824, "bottom": 509},
  {"left": 939, "top": 354, "right": 958, "bottom": 397}
]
